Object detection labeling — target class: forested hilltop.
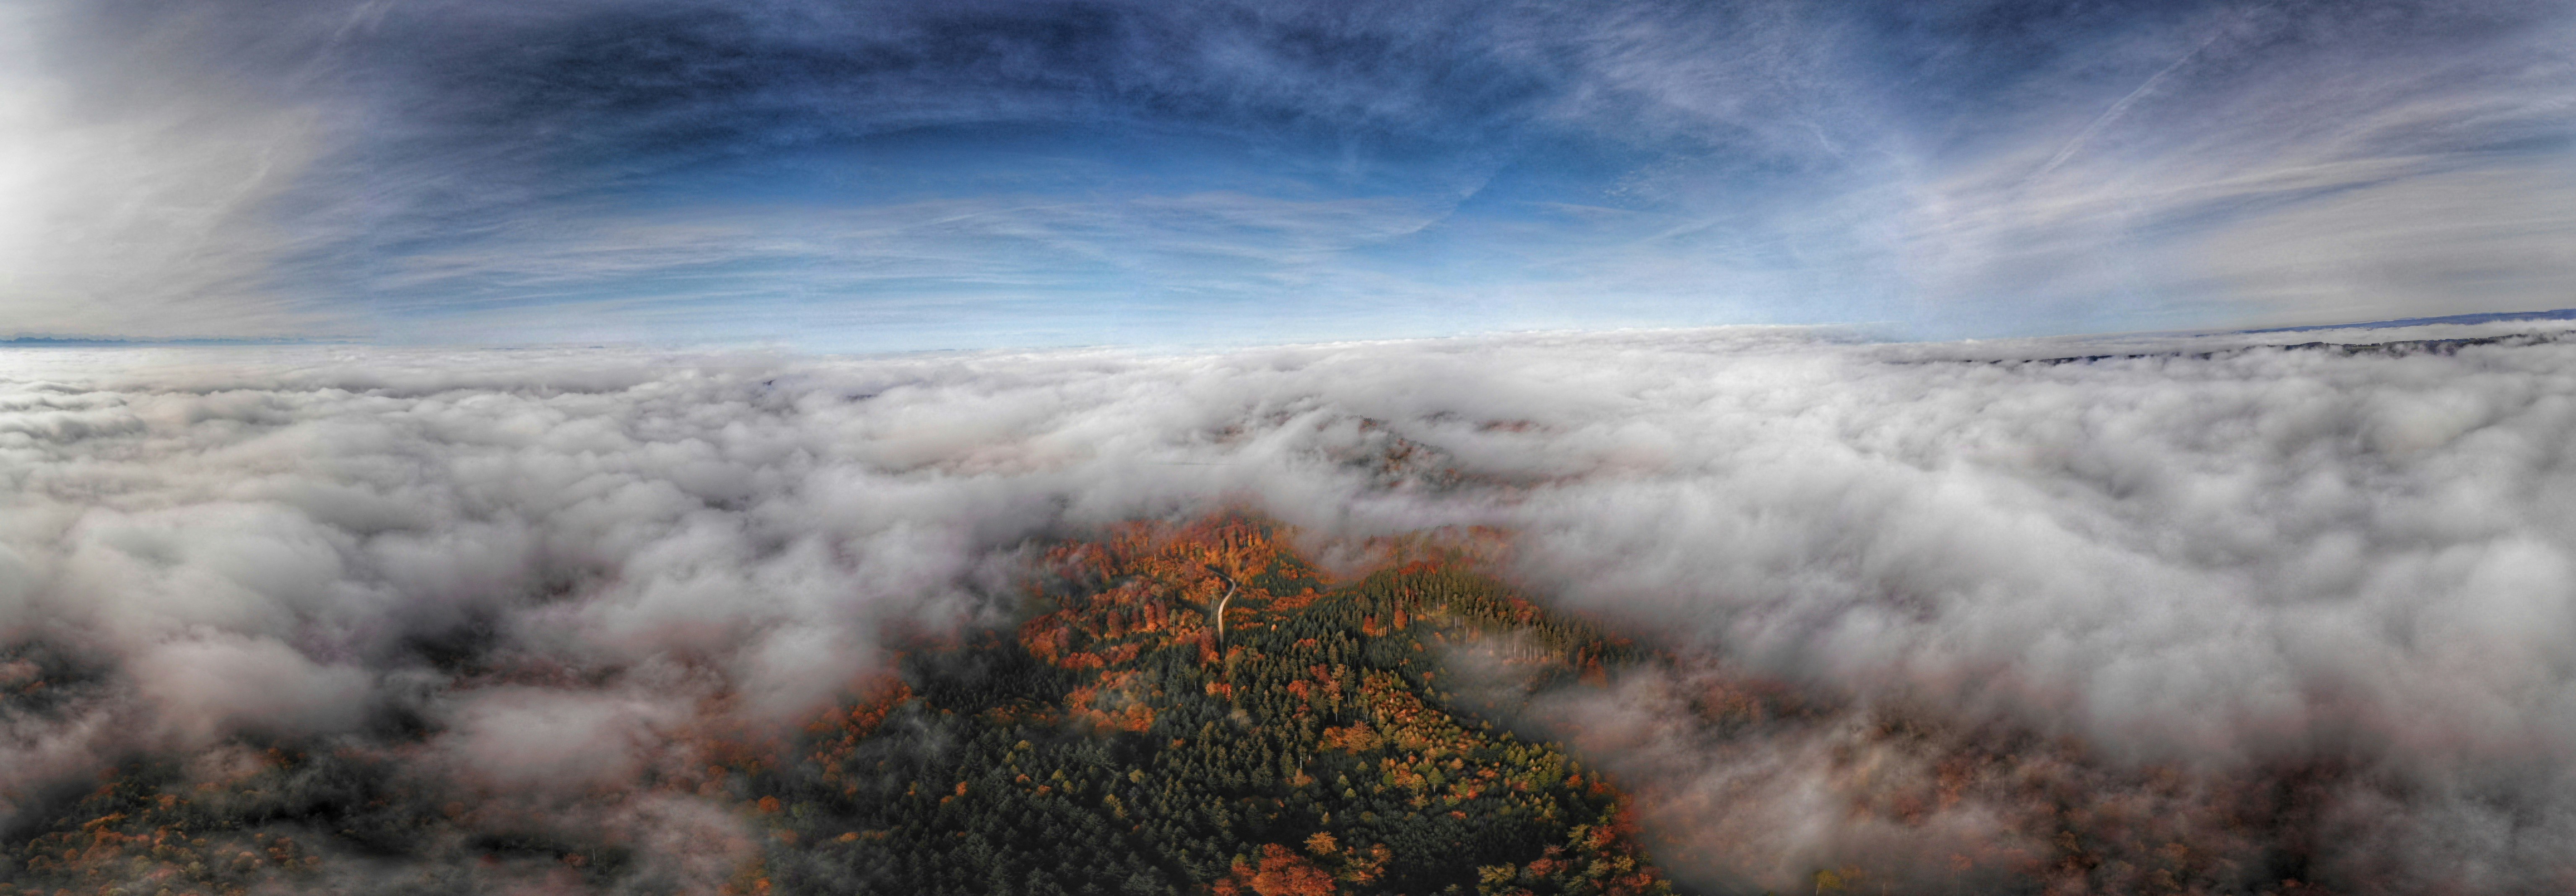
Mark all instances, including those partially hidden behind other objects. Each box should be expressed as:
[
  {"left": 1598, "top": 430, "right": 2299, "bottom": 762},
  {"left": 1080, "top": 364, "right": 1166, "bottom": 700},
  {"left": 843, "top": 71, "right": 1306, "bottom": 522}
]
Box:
[
  {"left": 0, "top": 516, "right": 1674, "bottom": 896},
  {"left": 767, "top": 516, "right": 1673, "bottom": 896}
]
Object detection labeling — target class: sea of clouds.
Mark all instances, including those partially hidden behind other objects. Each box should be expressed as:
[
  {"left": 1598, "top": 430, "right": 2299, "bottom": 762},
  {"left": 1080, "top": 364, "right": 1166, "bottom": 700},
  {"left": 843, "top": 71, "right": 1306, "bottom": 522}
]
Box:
[{"left": 6, "top": 323, "right": 2576, "bottom": 891}]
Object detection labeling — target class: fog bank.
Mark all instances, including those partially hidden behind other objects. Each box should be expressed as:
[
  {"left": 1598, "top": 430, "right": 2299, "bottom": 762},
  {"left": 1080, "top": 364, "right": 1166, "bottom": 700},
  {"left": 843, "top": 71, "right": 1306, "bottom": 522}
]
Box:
[{"left": 7, "top": 324, "right": 2576, "bottom": 891}]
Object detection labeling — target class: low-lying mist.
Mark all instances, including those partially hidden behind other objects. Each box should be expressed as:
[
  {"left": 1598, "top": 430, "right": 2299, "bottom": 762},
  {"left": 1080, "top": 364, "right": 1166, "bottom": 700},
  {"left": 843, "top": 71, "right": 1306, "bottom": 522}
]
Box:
[{"left": 5, "top": 324, "right": 2574, "bottom": 893}]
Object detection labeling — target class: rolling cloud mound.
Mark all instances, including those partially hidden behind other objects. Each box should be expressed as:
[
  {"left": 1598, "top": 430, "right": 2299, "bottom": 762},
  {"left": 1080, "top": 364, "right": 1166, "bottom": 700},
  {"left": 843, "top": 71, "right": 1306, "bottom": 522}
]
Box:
[{"left": 6, "top": 324, "right": 2576, "bottom": 892}]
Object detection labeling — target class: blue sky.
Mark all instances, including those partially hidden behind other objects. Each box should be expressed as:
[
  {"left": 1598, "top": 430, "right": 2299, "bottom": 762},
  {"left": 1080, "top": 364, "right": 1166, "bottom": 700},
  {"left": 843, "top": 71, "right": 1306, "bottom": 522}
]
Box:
[{"left": 3, "top": 0, "right": 2572, "bottom": 350}]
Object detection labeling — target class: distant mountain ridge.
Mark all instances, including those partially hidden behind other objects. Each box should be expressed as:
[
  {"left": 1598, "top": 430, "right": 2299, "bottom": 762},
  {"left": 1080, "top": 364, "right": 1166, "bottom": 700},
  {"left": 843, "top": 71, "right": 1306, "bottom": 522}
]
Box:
[{"left": 2239, "top": 307, "right": 2576, "bottom": 333}]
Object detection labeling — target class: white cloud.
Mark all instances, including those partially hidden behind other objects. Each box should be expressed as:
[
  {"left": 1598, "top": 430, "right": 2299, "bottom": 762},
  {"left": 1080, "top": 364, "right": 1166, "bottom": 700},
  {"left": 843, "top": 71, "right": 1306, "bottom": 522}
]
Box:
[
  {"left": 436, "top": 686, "right": 689, "bottom": 791},
  {"left": 1891, "top": 4, "right": 2576, "bottom": 334},
  {"left": 7, "top": 324, "right": 2576, "bottom": 888},
  {"left": 0, "top": 3, "right": 338, "bottom": 339},
  {"left": 128, "top": 632, "right": 371, "bottom": 744}
]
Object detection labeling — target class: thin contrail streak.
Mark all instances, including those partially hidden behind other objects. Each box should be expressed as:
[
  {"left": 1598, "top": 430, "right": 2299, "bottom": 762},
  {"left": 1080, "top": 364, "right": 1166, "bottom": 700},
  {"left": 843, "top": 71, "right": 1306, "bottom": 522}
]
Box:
[{"left": 2036, "top": 33, "right": 2221, "bottom": 178}]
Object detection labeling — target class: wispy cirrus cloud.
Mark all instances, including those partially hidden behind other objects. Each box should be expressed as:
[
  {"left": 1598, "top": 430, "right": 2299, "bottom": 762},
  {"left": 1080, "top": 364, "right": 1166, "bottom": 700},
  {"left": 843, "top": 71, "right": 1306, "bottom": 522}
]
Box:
[
  {"left": 3, "top": 0, "right": 2571, "bottom": 344},
  {"left": 0, "top": 2, "right": 337, "bottom": 339},
  {"left": 1889, "top": 1, "right": 2576, "bottom": 334}
]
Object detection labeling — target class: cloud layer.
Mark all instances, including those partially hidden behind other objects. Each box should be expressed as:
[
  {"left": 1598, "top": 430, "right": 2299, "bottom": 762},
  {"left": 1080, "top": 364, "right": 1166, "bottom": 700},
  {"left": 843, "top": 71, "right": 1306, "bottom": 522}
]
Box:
[{"left": 8, "top": 324, "right": 2576, "bottom": 889}]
